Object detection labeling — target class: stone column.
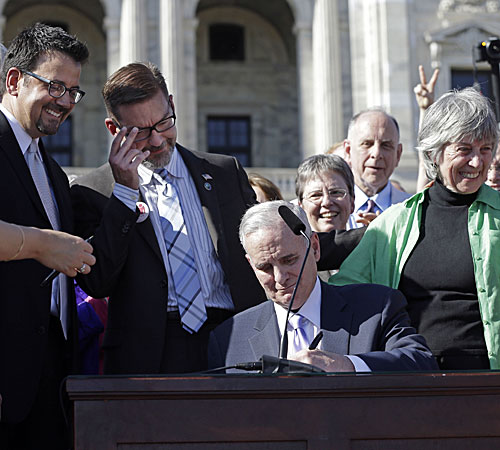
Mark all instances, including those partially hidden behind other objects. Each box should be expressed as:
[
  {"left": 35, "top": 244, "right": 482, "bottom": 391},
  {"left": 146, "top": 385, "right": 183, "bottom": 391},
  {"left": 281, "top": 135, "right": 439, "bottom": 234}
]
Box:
[
  {"left": 0, "top": 16, "right": 6, "bottom": 44},
  {"left": 348, "top": 0, "right": 415, "bottom": 181},
  {"left": 294, "top": 22, "right": 315, "bottom": 159},
  {"left": 160, "top": 0, "right": 187, "bottom": 145},
  {"left": 160, "top": 1, "right": 199, "bottom": 149},
  {"left": 181, "top": 17, "right": 199, "bottom": 150},
  {"left": 0, "top": 0, "right": 7, "bottom": 41},
  {"left": 120, "top": 0, "right": 148, "bottom": 65},
  {"left": 103, "top": 15, "right": 120, "bottom": 75},
  {"left": 313, "top": 0, "right": 343, "bottom": 153}
]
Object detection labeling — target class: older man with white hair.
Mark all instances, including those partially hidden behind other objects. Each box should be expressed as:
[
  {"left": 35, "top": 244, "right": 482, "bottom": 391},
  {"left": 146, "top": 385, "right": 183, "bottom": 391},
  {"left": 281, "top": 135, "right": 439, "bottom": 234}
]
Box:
[
  {"left": 344, "top": 109, "right": 411, "bottom": 228},
  {"left": 207, "top": 200, "right": 436, "bottom": 373}
]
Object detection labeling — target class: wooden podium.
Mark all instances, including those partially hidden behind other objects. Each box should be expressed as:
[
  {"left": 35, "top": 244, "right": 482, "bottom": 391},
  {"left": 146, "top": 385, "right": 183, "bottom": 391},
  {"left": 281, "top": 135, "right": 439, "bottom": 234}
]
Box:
[{"left": 67, "top": 371, "right": 500, "bottom": 449}]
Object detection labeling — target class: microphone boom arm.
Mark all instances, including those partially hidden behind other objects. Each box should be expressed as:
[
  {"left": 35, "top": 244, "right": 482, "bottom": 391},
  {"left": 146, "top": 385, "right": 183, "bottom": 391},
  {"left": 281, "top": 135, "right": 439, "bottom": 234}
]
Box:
[{"left": 278, "top": 229, "right": 311, "bottom": 361}]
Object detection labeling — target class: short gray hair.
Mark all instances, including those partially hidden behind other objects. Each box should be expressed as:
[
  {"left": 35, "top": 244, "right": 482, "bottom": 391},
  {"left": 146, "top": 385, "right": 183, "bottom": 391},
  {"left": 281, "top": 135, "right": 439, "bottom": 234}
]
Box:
[
  {"left": 347, "top": 107, "right": 400, "bottom": 140},
  {"left": 295, "top": 154, "right": 354, "bottom": 200},
  {"left": 239, "top": 200, "right": 311, "bottom": 251},
  {"left": 417, "top": 87, "right": 499, "bottom": 180}
]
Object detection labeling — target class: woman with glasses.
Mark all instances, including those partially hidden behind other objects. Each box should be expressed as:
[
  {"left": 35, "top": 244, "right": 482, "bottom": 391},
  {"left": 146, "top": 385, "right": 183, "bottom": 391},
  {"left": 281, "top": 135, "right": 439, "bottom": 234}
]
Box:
[
  {"left": 296, "top": 154, "right": 355, "bottom": 233},
  {"left": 296, "top": 155, "right": 355, "bottom": 282}
]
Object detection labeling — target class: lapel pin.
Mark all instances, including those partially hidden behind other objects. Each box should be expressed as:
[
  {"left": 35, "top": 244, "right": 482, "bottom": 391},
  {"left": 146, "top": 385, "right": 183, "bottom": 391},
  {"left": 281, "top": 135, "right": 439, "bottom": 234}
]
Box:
[
  {"left": 136, "top": 201, "right": 150, "bottom": 223},
  {"left": 202, "top": 173, "right": 213, "bottom": 190}
]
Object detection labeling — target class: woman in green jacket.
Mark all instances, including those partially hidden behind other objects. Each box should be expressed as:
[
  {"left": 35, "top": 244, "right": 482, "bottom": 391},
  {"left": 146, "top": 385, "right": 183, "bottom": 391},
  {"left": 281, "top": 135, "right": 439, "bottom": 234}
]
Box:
[{"left": 332, "top": 87, "right": 500, "bottom": 370}]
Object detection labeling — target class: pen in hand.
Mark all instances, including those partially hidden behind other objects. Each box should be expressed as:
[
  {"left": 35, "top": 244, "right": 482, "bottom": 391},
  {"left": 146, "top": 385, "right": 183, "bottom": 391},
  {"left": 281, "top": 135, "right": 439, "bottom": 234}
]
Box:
[
  {"left": 40, "top": 236, "right": 93, "bottom": 287},
  {"left": 308, "top": 331, "right": 324, "bottom": 350}
]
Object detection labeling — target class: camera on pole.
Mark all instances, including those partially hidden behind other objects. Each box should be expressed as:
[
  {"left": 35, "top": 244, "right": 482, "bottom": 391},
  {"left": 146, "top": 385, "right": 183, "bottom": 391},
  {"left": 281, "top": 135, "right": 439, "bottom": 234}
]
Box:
[
  {"left": 474, "top": 37, "right": 500, "bottom": 123},
  {"left": 474, "top": 38, "right": 500, "bottom": 64}
]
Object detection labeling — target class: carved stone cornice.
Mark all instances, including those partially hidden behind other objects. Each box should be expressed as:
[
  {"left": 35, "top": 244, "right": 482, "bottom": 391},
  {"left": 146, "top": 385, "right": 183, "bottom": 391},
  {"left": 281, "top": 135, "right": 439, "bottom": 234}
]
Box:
[
  {"left": 438, "top": 0, "right": 500, "bottom": 15},
  {"left": 425, "top": 20, "right": 500, "bottom": 45}
]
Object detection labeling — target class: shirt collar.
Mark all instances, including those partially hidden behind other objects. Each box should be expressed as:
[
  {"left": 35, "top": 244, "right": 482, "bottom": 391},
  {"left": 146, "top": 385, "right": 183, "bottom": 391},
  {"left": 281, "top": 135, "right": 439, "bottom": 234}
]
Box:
[
  {"left": 0, "top": 104, "right": 39, "bottom": 155},
  {"left": 353, "top": 181, "right": 391, "bottom": 212},
  {"left": 476, "top": 183, "right": 500, "bottom": 210},
  {"left": 166, "top": 145, "right": 183, "bottom": 178},
  {"left": 274, "top": 277, "right": 322, "bottom": 335}
]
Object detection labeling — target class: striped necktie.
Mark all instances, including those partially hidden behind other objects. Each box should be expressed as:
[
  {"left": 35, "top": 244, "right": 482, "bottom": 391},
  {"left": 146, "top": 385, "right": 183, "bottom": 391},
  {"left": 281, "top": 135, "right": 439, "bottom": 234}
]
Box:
[
  {"left": 156, "top": 169, "right": 207, "bottom": 333},
  {"left": 26, "top": 140, "right": 68, "bottom": 338}
]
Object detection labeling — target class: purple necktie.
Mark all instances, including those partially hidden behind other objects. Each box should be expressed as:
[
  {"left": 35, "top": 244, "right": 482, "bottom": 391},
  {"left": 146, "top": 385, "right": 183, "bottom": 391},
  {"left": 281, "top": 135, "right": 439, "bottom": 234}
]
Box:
[
  {"left": 288, "top": 314, "right": 310, "bottom": 357},
  {"left": 365, "top": 199, "right": 376, "bottom": 213}
]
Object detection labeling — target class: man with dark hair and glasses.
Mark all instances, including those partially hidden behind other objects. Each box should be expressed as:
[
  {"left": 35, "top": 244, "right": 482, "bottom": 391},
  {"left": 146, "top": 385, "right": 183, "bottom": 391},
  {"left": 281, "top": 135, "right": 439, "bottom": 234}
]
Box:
[
  {"left": 21, "top": 70, "right": 85, "bottom": 104},
  {"left": 71, "top": 62, "right": 267, "bottom": 375},
  {"left": 0, "top": 23, "right": 89, "bottom": 449}
]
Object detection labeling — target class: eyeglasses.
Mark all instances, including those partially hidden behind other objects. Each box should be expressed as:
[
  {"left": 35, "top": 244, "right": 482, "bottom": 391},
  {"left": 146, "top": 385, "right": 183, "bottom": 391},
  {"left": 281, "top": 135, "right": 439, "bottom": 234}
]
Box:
[
  {"left": 22, "top": 70, "right": 85, "bottom": 104},
  {"left": 115, "top": 110, "right": 176, "bottom": 142},
  {"left": 302, "top": 188, "right": 348, "bottom": 205}
]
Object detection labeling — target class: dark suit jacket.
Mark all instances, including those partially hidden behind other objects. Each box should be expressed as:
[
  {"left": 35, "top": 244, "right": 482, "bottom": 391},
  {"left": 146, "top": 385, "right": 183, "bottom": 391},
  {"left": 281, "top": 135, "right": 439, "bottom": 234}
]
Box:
[
  {"left": 316, "top": 227, "right": 366, "bottom": 271},
  {"left": 0, "top": 112, "right": 78, "bottom": 424},
  {"left": 208, "top": 281, "right": 437, "bottom": 372},
  {"left": 71, "top": 145, "right": 267, "bottom": 374}
]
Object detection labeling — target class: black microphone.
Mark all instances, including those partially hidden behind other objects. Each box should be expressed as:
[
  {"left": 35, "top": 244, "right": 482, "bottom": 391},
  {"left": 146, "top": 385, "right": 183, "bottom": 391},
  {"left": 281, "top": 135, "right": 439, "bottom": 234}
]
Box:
[
  {"left": 202, "top": 356, "right": 325, "bottom": 374},
  {"left": 259, "top": 355, "right": 324, "bottom": 373},
  {"left": 276, "top": 205, "right": 311, "bottom": 364},
  {"left": 278, "top": 205, "right": 306, "bottom": 236},
  {"left": 234, "top": 356, "right": 324, "bottom": 374}
]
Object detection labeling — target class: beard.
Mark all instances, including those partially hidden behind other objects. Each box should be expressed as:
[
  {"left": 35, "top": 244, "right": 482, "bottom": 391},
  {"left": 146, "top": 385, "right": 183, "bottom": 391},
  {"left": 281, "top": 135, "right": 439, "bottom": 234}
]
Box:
[
  {"left": 36, "top": 104, "right": 69, "bottom": 135},
  {"left": 141, "top": 139, "right": 175, "bottom": 170}
]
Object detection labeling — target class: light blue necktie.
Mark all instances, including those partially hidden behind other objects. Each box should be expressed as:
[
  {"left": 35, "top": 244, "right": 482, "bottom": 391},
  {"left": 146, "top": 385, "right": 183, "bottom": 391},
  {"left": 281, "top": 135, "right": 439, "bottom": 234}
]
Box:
[
  {"left": 156, "top": 169, "right": 207, "bottom": 333},
  {"left": 26, "top": 140, "right": 68, "bottom": 338}
]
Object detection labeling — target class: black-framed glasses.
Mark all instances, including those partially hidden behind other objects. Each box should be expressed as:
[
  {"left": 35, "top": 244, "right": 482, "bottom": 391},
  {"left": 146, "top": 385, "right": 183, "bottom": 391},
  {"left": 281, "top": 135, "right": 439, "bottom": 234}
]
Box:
[
  {"left": 115, "top": 110, "right": 176, "bottom": 142},
  {"left": 22, "top": 70, "right": 85, "bottom": 104},
  {"left": 303, "top": 188, "right": 348, "bottom": 205}
]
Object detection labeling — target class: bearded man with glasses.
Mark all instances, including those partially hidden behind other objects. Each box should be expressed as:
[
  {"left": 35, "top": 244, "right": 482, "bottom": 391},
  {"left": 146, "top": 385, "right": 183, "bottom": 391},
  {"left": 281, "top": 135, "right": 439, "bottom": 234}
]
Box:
[
  {"left": 0, "top": 23, "right": 89, "bottom": 449},
  {"left": 71, "top": 62, "right": 267, "bottom": 376}
]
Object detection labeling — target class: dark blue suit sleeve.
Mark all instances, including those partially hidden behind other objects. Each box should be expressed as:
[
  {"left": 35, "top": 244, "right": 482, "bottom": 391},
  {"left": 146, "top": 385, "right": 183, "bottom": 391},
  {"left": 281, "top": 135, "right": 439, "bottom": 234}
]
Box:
[{"left": 356, "top": 289, "right": 438, "bottom": 371}]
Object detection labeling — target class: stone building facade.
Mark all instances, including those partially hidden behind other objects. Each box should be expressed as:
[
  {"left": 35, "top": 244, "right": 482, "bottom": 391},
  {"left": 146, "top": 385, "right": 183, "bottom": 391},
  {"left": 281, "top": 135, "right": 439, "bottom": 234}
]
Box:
[{"left": 0, "top": 0, "right": 499, "bottom": 193}]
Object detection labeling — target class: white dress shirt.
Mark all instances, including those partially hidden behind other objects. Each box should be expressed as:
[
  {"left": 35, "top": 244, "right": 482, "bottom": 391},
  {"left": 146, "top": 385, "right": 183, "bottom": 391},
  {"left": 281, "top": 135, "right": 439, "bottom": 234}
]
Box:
[
  {"left": 274, "top": 277, "right": 370, "bottom": 372},
  {"left": 347, "top": 181, "right": 411, "bottom": 229}
]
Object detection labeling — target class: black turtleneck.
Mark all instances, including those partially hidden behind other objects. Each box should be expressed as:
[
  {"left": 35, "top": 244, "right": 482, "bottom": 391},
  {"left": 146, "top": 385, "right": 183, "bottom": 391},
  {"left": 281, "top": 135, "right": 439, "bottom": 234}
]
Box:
[{"left": 398, "top": 181, "right": 488, "bottom": 369}]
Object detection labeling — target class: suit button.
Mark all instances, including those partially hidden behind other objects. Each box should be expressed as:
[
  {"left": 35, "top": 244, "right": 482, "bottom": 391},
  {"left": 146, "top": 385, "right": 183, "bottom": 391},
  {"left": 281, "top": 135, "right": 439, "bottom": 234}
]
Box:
[
  {"left": 37, "top": 326, "right": 47, "bottom": 335},
  {"left": 160, "top": 279, "right": 167, "bottom": 288},
  {"left": 121, "top": 222, "right": 131, "bottom": 234}
]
